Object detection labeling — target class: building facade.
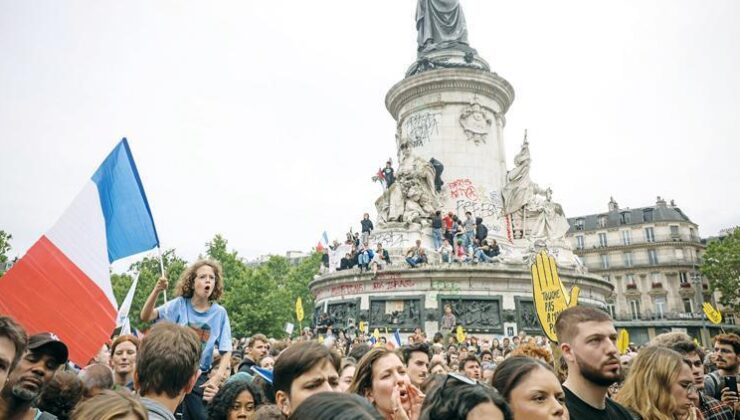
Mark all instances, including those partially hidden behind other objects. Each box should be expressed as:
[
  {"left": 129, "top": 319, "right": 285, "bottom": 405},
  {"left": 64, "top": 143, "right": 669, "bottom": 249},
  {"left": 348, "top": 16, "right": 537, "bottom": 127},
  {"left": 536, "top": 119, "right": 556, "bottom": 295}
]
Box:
[{"left": 566, "top": 197, "right": 736, "bottom": 345}]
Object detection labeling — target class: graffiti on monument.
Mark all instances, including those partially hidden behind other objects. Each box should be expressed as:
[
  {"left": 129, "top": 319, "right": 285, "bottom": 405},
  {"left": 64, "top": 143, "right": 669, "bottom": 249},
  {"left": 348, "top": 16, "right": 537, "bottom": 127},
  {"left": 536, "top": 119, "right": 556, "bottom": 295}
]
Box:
[
  {"left": 441, "top": 298, "right": 502, "bottom": 329},
  {"left": 371, "top": 231, "right": 409, "bottom": 249},
  {"left": 431, "top": 279, "right": 461, "bottom": 295},
  {"left": 370, "top": 299, "right": 422, "bottom": 329},
  {"left": 372, "top": 274, "right": 416, "bottom": 291},
  {"left": 404, "top": 113, "right": 440, "bottom": 148},
  {"left": 448, "top": 179, "right": 479, "bottom": 201}
]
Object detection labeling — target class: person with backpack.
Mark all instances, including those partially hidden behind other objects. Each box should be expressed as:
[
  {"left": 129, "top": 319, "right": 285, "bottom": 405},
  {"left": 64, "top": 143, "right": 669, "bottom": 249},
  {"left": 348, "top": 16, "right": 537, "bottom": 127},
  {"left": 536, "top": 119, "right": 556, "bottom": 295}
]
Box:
[{"left": 704, "top": 333, "right": 740, "bottom": 414}]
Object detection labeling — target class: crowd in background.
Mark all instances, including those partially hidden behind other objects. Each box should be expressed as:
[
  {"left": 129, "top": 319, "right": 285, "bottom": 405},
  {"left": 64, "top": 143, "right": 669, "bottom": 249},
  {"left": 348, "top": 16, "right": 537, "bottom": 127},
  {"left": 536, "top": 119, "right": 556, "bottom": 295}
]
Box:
[{"left": 1, "top": 258, "right": 739, "bottom": 420}]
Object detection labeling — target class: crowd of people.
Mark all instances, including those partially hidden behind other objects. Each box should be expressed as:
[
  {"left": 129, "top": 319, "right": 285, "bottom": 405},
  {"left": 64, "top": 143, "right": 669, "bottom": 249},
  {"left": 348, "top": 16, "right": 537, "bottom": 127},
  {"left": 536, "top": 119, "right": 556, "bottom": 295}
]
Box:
[
  {"left": 323, "top": 211, "right": 502, "bottom": 274},
  {"left": 1, "top": 258, "right": 739, "bottom": 419}
]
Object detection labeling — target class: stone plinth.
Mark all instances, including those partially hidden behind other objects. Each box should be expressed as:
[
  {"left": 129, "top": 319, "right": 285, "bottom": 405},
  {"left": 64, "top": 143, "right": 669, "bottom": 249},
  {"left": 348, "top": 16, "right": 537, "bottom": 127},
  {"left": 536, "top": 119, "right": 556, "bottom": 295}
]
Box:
[
  {"left": 309, "top": 263, "right": 612, "bottom": 338},
  {"left": 385, "top": 67, "right": 515, "bottom": 241}
]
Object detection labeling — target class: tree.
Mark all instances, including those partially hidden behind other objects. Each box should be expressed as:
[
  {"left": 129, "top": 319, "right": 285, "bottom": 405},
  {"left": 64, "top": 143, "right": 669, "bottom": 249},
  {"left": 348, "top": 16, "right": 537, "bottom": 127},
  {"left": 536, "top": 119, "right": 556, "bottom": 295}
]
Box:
[
  {"left": 0, "top": 230, "right": 12, "bottom": 274},
  {"left": 205, "top": 234, "right": 321, "bottom": 338},
  {"left": 110, "top": 249, "right": 187, "bottom": 332},
  {"left": 701, "top": 228, "right": 740, "bottom": 314}
]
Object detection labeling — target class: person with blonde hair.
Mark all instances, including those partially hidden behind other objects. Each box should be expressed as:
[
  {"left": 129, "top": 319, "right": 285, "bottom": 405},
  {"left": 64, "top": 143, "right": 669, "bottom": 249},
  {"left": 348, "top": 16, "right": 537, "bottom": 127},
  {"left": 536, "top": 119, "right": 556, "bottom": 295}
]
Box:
[
  {"left": 141, "top": 259, "right": 233, "bottom": 418},
  {"left": 615, "top": 346, "right": 699, "bottom": 420},
  {"left": 71, "top": 389, "right": 147, "bottom": 420}
]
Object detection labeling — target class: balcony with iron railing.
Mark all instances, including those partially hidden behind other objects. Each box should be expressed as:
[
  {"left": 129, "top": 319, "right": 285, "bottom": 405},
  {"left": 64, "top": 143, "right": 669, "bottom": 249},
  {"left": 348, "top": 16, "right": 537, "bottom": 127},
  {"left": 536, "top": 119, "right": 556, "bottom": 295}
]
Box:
[
  {"left": 585, "top": 256, "right": 702, "bottom": 273},
  {"left": 573, "top": 233, "right": 703, "bottom": 253},
  {"left": 614, "top": 310, "right": 710, "bottom": 323}
]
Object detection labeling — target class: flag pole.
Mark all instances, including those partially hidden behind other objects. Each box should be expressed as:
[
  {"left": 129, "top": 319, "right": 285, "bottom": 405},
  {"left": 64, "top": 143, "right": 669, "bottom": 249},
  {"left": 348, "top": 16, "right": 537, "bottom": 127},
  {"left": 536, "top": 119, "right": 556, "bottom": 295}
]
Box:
[{"left": 157, "top": 247, "right": 167, "bottom": 303}]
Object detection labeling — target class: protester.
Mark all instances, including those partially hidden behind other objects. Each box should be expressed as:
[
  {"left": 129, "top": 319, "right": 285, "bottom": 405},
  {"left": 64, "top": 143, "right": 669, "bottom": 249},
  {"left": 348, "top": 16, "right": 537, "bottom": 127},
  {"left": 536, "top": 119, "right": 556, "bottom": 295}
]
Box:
[
  {"left": 0, "top": 332, "right": 68, "bottom": 419},
  {"left": 370, "top": 243, "right": 391, "bottom": 274},
  {"left": 462, "top": 212, "right": 475, "bottom": 250},
  {"left": 429, "top": 361, "right": 447, "bottom": 376},
  {"left": 405, "top": 240, "right": 426, "bottom": 268},
  {"left": 273, "top": 341, "right": 341, "bottom": 416},
  {"left": 401, "top": 343, "right": 431, "bottom": 388},
  {"left": 474, "top": 217, "right": 487, "bottom": 245},
  {"left": 109, "top": 334, "right": 139, "bottom": 390},
  {"left": 338, "top": 359, "right": 357, "bottom": 393},
  {"left": 288, "top": 392, "right": 383, "bottom": 420},
  {"left": 141, "top": 259, "right": 233, "bottom": 417},
  {"left": 37, "top": 371, "right": 84, "bottom": 420},
  {"left": 135, "top": 322, "right": 201, "bottom": 420},
  {"left": 669, "top": 340, "right": 734, "bottom": 420},
  {"left": 349, "top": 348, "right": 424, "bottom": 420},
  {"left": 615, "top": 346, "right": 699, "bottom": 420},
  {"left": 439, "top": 239, "right": 453, "bottom": 263},
  {"left": 440, "top": 304, "right": 456, "bottom": 338},
  {"left": 70, "top": 389, "right": 147, "bottom": 420},
  {"left": 704, "top": 333, "right": 740, "bottom": 408},
  {"left": 239, "top": 334, "right": 270, "bottom": 374},
  {"left": 0, "top": 315, "right": 27, "bottom": 390},
  {"left": 555, "top": 306, "right": 633, "bottom": 419},
  {"left": 431, "top": 211, "right": 443, "bottom": 251},
  {"left": 78, "top": 363, "right": 115, "bottom": 399},
  {"left": 419, "top": 373, "right": 512, "bottom": 420},
  {"left": 208, "top": 379, "right": 264, "bottom": 420},
  {"left": 361, "top": 213, "right": 374, "bottom": 245},
  {"left": 261, "top": 356, "right": 275, "bottom": 371},
  {"left": 491, "top": 356, "right": 568, "bottom": 420},
  {"left": 460, "top": 354, "right": 482, "bottom": 381}
]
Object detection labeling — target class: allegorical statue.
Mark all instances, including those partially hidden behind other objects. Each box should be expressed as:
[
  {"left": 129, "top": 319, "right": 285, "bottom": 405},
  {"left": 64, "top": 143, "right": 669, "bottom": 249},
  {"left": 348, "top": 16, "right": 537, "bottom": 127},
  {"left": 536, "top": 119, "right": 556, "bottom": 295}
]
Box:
[
  {"left": 501, "top": 136, "right": 540, "bottom": 215},
  {"left": 501, "top": 132, "right": 570, "bottom": 242},
  {"left": 376, "top": 140, "right": 438, "bottom": 224},
  {"left": 416, "top": 0, "right": 470, "bottom": 54}
]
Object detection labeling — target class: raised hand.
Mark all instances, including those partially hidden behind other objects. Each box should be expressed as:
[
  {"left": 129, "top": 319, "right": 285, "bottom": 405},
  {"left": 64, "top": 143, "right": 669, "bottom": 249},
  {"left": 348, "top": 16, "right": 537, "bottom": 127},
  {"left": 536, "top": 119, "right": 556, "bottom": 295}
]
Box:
[
  {"left": 531, "top": 250, "right": 580, "bottom": 342},
  {"left": 702, "top": 302, "right": 722, "bottom": 325}
]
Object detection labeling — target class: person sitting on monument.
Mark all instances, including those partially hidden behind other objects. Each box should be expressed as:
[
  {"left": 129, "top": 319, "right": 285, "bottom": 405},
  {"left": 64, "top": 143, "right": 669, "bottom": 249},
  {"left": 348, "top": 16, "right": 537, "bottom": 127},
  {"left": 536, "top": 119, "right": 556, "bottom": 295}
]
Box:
[
  {"left": 439, "top": 239, "right": 453, "bottom": 263},
  {"left": 405, "top": 240, "right": 426, "bottom": 268},
  {"left": 370, "top": 243, "right": 391, "bottom": 274},
  {"left": 357, "top": 243, "right": 374, "bottom": 273},
  {"left": 474, "top": 217, "right": 488, "bottom": 245},
  {"left": 474, "top": 240, "right": 497, "bottom": 263},
  {"left": 453, "top": 238, "right": 470, "bottom": 263}
]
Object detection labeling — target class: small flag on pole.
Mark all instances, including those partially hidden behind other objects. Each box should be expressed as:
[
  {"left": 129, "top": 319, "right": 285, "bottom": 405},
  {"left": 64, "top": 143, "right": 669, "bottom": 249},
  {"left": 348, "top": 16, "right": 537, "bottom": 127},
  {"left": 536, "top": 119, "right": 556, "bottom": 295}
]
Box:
[
  {"left": 116, "top": 272, "right": 140, "bottom": 335},
  {"left": 0, "top": 138, "right": 160, "bottom": 365}
]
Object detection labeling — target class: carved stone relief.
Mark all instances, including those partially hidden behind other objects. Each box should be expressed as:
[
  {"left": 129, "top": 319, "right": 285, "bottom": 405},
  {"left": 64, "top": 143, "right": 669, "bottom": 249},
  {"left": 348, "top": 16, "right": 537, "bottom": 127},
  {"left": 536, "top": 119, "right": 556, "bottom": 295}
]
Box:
[
  {"left": 459, "top": 101, "right": 493, "bottom": 145},
  {"left": 369, "top": 299, "right": 423, "bottom": 330},
  {"left": 440, "top": 298, "right": 502, "bottom": 331}
]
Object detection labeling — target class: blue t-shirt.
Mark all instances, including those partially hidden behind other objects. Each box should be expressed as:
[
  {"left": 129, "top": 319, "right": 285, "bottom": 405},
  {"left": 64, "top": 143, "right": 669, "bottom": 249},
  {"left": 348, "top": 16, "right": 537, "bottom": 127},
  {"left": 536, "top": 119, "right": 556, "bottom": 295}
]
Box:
[{"left": 156, "top": 296, "right": 232, "bottom": 372}]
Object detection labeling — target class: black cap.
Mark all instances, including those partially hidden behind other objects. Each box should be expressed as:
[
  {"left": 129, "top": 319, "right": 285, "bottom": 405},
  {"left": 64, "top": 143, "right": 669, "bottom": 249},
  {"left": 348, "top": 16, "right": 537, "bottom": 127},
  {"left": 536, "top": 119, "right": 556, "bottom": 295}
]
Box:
[{"left": 28, "top": 333, "right": 69, "bottom": 364}]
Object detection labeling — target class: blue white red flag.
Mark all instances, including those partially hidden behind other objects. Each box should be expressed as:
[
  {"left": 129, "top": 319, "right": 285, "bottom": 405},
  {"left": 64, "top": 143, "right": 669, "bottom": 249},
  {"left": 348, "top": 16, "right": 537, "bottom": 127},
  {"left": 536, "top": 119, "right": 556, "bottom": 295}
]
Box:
[{"left": 0, "top": 138, "right": 159, "bottom": 365}]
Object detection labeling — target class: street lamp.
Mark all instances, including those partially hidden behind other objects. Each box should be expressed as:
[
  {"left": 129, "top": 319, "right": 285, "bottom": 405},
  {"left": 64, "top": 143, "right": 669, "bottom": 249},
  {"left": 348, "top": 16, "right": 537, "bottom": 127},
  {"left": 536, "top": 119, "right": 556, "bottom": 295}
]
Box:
[{"left": 692, "top": 271, "right": 708, "bottom": 344}]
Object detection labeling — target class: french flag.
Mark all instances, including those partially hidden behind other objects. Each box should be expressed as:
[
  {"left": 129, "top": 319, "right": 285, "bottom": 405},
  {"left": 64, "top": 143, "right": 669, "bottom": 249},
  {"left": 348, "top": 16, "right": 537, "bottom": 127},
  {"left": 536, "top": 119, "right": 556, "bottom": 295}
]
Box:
[
  {"left": 390, "top": 329, "right": 403, "bottom": 348},
  {"left": 0, "top": 139, "right": 159, "bottom": 365}
]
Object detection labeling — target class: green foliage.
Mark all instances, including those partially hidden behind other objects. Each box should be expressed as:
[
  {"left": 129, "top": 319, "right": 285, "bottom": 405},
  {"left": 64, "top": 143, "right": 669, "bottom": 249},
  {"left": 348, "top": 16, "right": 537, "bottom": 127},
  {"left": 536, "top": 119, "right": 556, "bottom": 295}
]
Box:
[
  {"left": 701, "top": 228, "right": 740, "bottom": 314},
  {"left": 110, "top": 234, "right": 320, "bottom": 338},
  {"left": 110, "top": 249, "right": 187, "bottom": 332},
  {"left": 0, "top": 230, "right": 12, "bottom": 271}
]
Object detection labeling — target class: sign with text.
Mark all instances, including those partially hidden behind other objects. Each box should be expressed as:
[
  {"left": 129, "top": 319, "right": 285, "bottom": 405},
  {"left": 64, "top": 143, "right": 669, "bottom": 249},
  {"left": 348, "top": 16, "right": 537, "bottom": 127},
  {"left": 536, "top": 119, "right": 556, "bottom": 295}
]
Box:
[{"left": 531, "top": 251, "right": 580, "bottom": 343}]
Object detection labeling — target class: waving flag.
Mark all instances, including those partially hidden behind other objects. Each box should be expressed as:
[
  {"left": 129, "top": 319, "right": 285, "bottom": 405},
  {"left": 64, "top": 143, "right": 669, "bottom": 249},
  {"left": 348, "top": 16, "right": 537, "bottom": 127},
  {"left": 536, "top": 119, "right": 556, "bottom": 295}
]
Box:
[
  {"left": 116, "top": 272, "right": 140, "bottom": 336},
  {"left": 0, "top": 139, "right": 159, "bottom": 365},
  {"left": 390, "top": 329, "right": 402, "bottom": 348}
]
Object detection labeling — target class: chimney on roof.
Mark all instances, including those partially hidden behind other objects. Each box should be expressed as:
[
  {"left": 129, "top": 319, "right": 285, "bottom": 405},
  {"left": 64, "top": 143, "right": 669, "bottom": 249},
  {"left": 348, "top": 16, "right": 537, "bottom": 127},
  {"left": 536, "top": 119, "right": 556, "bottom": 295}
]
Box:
[
  {"left": 608, "top": 196, "right": 619, "bottom": 212},
  {"left": 670, "top": 199, "right": 676, "bottom": 207},
  {"left": 656, "top": 196, "right": 667, "bottom": 208}
]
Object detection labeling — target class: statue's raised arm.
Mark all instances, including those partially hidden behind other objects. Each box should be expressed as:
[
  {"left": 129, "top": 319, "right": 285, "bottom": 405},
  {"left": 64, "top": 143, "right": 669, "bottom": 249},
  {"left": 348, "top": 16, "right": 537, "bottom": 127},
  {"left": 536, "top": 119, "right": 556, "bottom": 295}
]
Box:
[{"left": 416, "top": 0, "right": 470, "bottom": 54}]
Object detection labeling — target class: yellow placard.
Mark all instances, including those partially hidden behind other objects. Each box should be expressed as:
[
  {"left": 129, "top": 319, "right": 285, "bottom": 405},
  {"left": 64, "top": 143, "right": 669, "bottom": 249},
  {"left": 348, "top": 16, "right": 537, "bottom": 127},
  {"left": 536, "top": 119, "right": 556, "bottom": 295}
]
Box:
[
  {"left": 617, "top": 329, "right": 629, "bottom": 354},
  {"left": 359, "top": 321, "right": 367, "bottom": 334},
  {"left": 531, "top": 250, "right": 580, "bottom": 343},
  {"left": 702, "top": 302, "right": 722, "bottom": 325},
  {"left": 318, "top": 334, "right": 324, "bottom": 344},
  {"left": 372, "top": 328, "right": 382, "bottom": 347},
  {"left": 456, "top": 325, "right": 466, "bottom": 343},
  {"left": 295, "top": 297, "right": 304, "bottom": 322}
]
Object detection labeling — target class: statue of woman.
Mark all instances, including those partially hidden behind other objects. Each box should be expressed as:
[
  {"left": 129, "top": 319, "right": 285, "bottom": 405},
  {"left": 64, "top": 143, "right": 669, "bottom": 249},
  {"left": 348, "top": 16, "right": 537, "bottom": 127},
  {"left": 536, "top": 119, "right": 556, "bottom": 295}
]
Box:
[{"left": 416, "top": 0, "right": 470, "bottom": 53}]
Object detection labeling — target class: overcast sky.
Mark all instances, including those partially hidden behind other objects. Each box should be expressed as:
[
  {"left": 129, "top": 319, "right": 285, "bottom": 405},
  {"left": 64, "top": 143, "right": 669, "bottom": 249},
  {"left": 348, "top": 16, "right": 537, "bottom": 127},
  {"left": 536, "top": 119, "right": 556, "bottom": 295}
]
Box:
[{"left": 1, "top": 0, "right": 738, "bottom": 268}]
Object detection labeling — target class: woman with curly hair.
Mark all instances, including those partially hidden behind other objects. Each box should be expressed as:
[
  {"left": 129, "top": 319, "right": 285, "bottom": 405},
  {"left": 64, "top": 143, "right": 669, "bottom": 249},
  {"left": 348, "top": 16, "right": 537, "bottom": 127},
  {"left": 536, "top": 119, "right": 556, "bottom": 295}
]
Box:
[
  {"left": 208, "top": 380, "right": 264, "bottom": 420},
  {"left": 71, "top": 389, "right": 147, "bottom": 420},
  {"left": 615, "top": 346, "right": 699, "bottom": 420},
  {"left": 141, "top": 259, "right": 233, "bottom": 419}
]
